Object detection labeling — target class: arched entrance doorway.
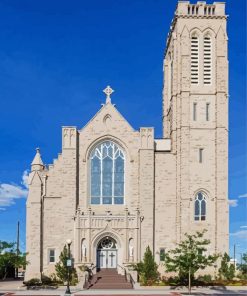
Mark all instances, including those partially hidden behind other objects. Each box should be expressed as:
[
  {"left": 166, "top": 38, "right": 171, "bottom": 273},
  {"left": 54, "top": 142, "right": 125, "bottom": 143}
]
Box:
[{"left": 97, "top": 236, "right": 117, "bottom": 269}]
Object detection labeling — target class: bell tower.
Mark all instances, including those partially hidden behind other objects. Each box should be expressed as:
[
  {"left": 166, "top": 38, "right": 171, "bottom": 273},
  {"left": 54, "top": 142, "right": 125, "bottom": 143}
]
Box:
[{"left": 163, "top": 1, "right": 229, "bottom": 254}]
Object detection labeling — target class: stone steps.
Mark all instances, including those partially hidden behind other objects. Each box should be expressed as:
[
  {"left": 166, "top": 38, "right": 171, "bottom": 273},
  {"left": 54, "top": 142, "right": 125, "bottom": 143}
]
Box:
[
  {"left": 91, "top": 283, "right": 133, "bottom": 289},
  {"left": 88, "top": 268, "right": 133, "bottom": 289}
]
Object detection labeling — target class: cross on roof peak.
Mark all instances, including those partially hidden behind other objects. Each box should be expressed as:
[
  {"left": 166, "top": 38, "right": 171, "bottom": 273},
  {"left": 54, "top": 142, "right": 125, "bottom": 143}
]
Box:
[{"left": 103, "top": 85, "right": 114, "bottom": 104}]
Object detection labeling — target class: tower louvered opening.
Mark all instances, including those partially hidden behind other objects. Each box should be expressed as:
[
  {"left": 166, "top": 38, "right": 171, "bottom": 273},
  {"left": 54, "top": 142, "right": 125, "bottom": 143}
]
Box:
[
  {"left": 203, "top": 36, "right": 212, "bottom": 84},
  {"left": 191, "top": 36, "right": 199, "bottom": 84}
]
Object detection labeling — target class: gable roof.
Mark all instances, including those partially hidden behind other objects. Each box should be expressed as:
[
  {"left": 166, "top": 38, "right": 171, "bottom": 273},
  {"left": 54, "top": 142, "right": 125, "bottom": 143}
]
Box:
[{"left": 79, "top": 101, "right": 135, "bottom": 133}]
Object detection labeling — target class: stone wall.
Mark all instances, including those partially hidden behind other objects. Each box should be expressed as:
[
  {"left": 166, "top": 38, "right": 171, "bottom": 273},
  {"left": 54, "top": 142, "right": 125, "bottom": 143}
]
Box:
[
  {"left": 25, "top": 1, "right": 229, "bottom": 280},
  {"left": 162, "top": 1, "right": 229, "bottom": 257}
]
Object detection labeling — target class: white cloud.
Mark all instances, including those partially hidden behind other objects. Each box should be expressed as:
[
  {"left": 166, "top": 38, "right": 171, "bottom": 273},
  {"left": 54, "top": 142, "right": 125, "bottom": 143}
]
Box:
[
  {"left": 228, "top": 199, "right": 238, "bottom": 207},
  {"left": 0, "top": 171, "right": 28, "bottom": 209},
  {"left": 230, "top": 230, "right": 247, "bottom": 240},
  {"left": 240, "top": 226, "right": 247, "bottom": 229},
  {"left": 239, "top": 193, "right": 247, "bottom": 198},
  {"left": 21, "top": 170, "right": 29, "bottom": 188}
]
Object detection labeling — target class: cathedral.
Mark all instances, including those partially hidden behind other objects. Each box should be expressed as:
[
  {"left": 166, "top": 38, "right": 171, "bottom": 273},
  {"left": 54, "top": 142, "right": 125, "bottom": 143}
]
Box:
[{"left": 25, "top": 1, "right": 229, "bottom": 281}]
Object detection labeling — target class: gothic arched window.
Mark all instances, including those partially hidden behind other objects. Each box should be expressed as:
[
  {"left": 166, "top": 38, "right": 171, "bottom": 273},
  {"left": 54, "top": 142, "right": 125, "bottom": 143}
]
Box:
[
  {"left": 194, "top": 192, "right": 207, "bottom": 221},
  {"left": 90, "top": 141, "right": 125, "bottom": 205}
]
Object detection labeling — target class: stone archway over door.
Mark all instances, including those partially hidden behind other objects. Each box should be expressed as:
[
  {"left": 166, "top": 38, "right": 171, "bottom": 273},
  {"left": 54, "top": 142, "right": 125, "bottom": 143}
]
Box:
[{"left": 97, "top": 237, "right": 117, "bottom": 269}]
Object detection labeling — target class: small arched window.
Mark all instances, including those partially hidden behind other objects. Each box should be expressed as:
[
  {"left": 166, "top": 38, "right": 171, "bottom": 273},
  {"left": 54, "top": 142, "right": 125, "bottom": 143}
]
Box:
[
  {"left": 194, "top": 192, "right": 207, "bottom": 221},
  {"left": 90, "top": 141, "right": 125, "bottom": 205},
  {"left": 191, "top": 34, "right": 199, "bottom": 84},
  {"left": 203, "top": 35, "right": 212, "bottom": 84}
]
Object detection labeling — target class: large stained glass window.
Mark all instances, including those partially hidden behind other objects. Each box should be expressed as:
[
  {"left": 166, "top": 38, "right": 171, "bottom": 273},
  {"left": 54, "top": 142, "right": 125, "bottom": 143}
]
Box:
[
  {"left": 194, "top": 192, "right": 207, "bottom": 221},
  {"left": 90, "top": 141, "right": 125, "bottom": 205}
]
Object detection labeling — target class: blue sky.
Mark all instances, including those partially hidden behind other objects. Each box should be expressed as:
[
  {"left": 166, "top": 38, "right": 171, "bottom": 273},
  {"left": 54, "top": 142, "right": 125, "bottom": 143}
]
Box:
[{"left": 0, "top": 0, "right": 246, "bottom": 261}]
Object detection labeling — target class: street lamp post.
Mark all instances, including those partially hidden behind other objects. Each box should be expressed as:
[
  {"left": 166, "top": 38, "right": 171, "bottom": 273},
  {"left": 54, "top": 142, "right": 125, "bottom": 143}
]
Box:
[{"left": 65, "top": 239, "right": 72, "bottom": 295}]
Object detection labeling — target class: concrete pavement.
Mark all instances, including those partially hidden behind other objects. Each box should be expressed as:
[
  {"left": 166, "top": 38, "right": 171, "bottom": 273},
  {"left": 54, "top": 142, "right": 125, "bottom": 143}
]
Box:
[{"left": 0, "top": 280, "right": 246, "bottom": 295}]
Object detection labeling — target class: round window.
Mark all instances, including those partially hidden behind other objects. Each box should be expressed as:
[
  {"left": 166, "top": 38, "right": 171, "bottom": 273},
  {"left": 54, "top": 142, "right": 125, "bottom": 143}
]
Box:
[{"left": 100, "top": 238, "right": 113, "bottom": 249}]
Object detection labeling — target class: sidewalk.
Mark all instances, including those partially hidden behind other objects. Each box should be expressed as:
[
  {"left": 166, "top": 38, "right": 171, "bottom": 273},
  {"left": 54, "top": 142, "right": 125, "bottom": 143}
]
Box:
[{"left": 0, "top": 280, "right": 247, "bottom": 295}]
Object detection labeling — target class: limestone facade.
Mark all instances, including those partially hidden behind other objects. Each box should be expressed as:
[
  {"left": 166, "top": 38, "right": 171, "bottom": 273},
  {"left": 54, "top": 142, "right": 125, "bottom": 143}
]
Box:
[{"left": 25, "top": 1, "right": 229, "bottom": 280}]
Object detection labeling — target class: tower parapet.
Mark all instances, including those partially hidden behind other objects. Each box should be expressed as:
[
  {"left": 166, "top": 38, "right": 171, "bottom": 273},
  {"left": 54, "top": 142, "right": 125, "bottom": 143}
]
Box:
[{"left": 176, "top": 1, "right": 225, "bottom": 17}]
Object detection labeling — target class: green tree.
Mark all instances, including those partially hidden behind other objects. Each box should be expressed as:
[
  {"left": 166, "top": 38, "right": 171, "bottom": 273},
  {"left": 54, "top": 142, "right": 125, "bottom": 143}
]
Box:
[
  {"left": 0, "top": 240, "right": 28, "bottom": 280},
  {"left": 55, "top": 245, "right": 78, "bottom": 285},
  {"left": 218, "top": 252, "right": 235, "bottom": 280},
  {"left": 237, "top": 253, "right": 247, "bottom": 279},
  {"left": 164, "top": 230, "right": 218, "bottom": 294},
  {"left": 132, "top": 246, "right": 159, "bottom": 285}
]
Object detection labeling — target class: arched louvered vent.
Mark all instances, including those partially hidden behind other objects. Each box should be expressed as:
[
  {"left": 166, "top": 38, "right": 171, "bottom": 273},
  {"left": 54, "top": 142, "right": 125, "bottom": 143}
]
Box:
[
  {"left": 203, "top": 36, "right": 212, "bottom": 84},
  {"left": 191, "top": 35, "right": 199, "bottom": 84}
]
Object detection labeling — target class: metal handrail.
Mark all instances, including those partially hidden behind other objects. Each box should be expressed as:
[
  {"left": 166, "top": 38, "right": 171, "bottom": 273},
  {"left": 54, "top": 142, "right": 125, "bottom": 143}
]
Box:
[
  {"left": 117, "top": 264, "right": 127, "bottom": 281},
  {"left": 117, "top": 263, "right": 125, "bottom": 271},
  {"left": 91, "top": 264, "right": 97, "bottom": 273},
  {"left": 83, "top": 264, "right": 96, "bottom": 289},
  {"left": 117, "top": 264, "right": 135, "bottom": 287},
  {"left": 128, "top": 272, "right": 135, "bottom": 287}
]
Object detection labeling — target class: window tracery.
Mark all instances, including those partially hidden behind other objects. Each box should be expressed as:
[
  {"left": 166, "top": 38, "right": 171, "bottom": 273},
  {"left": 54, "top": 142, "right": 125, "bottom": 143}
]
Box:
[
  {"left": 194, "top": 192, "right": 207, "bottom": 221},
  {"left": 90, "top": 141, "right": 125, "bottom": 205},
  {"left": 98, "top": 237, "right": 116, "bottom": 249}
]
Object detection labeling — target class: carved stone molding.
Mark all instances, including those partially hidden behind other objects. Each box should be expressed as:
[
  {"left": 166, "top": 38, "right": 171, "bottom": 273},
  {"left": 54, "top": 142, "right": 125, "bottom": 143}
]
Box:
[{"left": 62, "top": 127, "right": 77, "bottom": 149}]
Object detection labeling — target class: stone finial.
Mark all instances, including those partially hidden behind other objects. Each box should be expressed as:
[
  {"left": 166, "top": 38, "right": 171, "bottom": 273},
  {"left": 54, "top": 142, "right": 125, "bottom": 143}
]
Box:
[
  {"left": 31, "top": 148, "right": 44, "bottom": 171},
  {"left": 103, "top": 85, "right": 114, "bottom": 104}
]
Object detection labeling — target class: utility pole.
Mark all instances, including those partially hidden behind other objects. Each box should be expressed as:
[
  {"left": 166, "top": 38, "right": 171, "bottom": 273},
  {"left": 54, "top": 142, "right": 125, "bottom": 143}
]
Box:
[
  {"left": 16, "top": 221, "right": 20, "bottom": 278},
  {"left": 233, "top": 244, "right": 236, "bottom": 268}
]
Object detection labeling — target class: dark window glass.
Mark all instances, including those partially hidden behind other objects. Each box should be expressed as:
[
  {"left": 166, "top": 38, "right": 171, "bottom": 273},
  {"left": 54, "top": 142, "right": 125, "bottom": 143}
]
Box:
[
  {"left": 160, "top": 248, "right": 165, "bottom": 261},
  {"left": 201, "top": 199, "right": 206, "bottom": 216},
  {"left": 193, "top": 103, "right": 197, "bottom": 121},
  {"left": 195, "top": 199, "right": 200, "bottom": 216},
  {"left": 194, "top": 192, "right": 207, "bottom": 221},
  {"left": 49, "top": 249, "right": 55, "bottom": 263}
]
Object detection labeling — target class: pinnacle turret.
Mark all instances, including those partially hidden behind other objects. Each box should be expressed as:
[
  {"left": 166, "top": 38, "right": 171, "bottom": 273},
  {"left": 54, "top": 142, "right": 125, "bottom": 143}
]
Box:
[{"left": 31, "top": 148, "right": 44, "bottom": 171}]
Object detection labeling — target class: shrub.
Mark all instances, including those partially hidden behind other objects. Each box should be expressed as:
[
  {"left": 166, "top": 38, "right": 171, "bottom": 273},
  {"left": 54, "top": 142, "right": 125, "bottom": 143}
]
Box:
[
  {"left": 50, "top": 273, "right": 63, "bottom": 284},
  {"left": 55, "top": 245, "right": 78, "bottom": 285},
  {"left": 131, "top": 246, "right": 159, "bottom": 285},
  {"left": 237, "top": 252, "right": 247, "bottom": 279},
  {"left": 161, "top": 276, "right": 182, "bottom": 286},
  {"left": 196, "top": 274, "right": 212, "bottom": 285},
  {"left": 218, "top": 253, "right": 235, "bottom": 280},
  {"left": 24, "top": 275, "right": 60, "bottom": 287},
  {"left": 41, "top": 274, "right": 53, "bottom": 285},
  {"left": 23, "top": 278, "right": 42, "bottom": 287}
]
